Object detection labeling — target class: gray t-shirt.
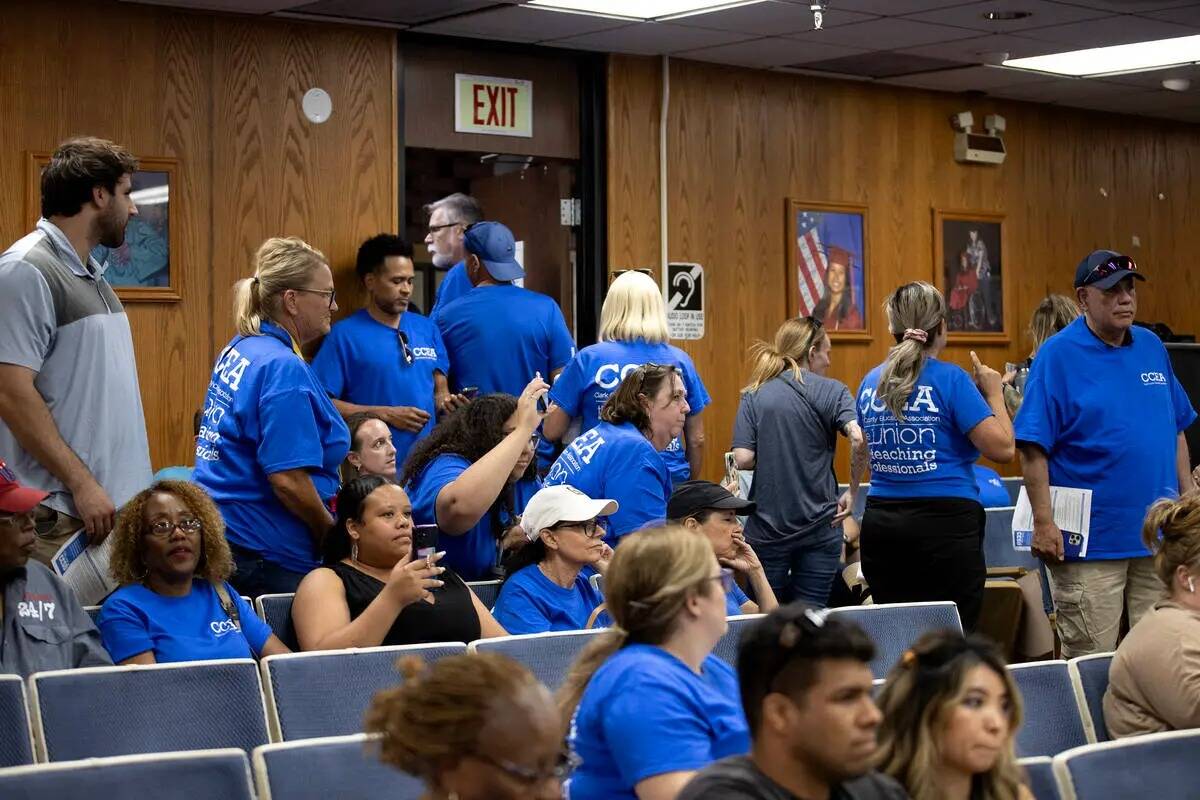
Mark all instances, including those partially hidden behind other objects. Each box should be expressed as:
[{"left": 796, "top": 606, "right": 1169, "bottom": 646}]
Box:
[
  {"left": 679, "top": 755, "right": 910, "bottom": 800},
  {"left": 0, "top": 219, "right": 152, "bottom": 516},
  {"left": 733, "top": 372, "right": 855, "bottom": 547}
]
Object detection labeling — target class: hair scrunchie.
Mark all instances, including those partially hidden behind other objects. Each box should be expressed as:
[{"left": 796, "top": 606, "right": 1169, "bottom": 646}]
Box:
[{"left": 903, "top": 328, "right": 928, "bottom": 344}]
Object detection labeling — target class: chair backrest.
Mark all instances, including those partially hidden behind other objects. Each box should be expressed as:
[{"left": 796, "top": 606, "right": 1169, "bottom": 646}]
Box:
[
  {"left": 1002, "top": 476, "right": 1023, "bottom": 504},
  {"left": 712, "top": 614, "right": 766, "bottom": 668},
  {"left": 255, "top": 594, "right": 299, "bottom": 651},
  {"left": 466, "top": 580, "right": 502, "bottom": 610},
  {"left": 1018, "top": 756, "right": 1061, "bottom": 800},
  {"left": 0, "top": 748, "right": 255, "bottom": 799},
  {"left": 30, "top": 659, "right": 270, "bottom": 761},
  {"left": 0, "top": 675, "right": 34, "bottom": 768},
  {"left": 1069, "top": 653, "right": 1114, "bottom": 743},
  {"left": 253, "top": 734, "right": 424, "bottom": 800},
  {"left": 263, "top": 642, "right": 467, "bottom": 741},
  {"left": 1010, "top": 661, "right": 1089, "bottom": 757},
  {"left": 983, "top": 506, "right": 1041, "bottom": 571},
  {"left": 1053, "top": 729, "right": 1200, "bottom": 799},
  {"left": 84, "top": 605, "right": 101, "bottom": 623},
  {"left": 470, "top": 629, "right": 606, "bottom": 691},
  {"left": 825, "top": 602, "right": 963, "bottom": 678}
]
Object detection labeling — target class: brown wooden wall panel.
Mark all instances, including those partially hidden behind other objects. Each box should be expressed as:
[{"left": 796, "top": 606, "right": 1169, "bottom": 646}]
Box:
[
  {"left": 0, "top": 0, "right": 396, "bottom": 470},
  {"left": 607, "top": 55, "right": 1200, "bottom": 482}
]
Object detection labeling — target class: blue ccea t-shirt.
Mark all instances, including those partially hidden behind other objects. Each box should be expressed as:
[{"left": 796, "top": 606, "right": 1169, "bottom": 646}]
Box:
[
  {"left": 430, "top": 261, "right": 474, "bottom": 317},
  {"left": 857, "top": 357, "right": 993, "bottom": 502},
  {"left": 492, "top": 564, "right": 607, "bottom": 634},
  {"left": 194, "top": 321, "right": 350, "bottom": 573},
  {"left": 433, "top": 284, "right": 575, "bottom": 397},
  {"left": 1014, "top": 317, "right": 1197, "bottom": 560},
  {"left": 97, "top": 580, "right": 272, "bottom": 664},
  {"left": 566, "top": 644, "right": 750, "bottom": 800},
  {"left": 545, "top": 421, "right": 672, "bottom": 545},
  {"left": 311, "top": 309, "right": 449, "bottom": 469},
  {"left": 549, "top": 340, "right": 710, "bottom": 484},
  {"left": 406, "top": 453, "right": 541, "bottom": 580},
  {"left": 974, "top": 464, "right": 1011, "bottom": 508}
]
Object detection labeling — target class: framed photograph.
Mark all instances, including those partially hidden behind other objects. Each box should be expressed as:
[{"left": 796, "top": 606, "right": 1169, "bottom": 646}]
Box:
[
  {"left": 786, "top": 200, "right": 870, "bottom": 339},
  {"left": 27, "top": 152, "right": 181, "bottom": 302},
  {"left": 933, "top": 209, "right": 1008, "bottom": 342}
]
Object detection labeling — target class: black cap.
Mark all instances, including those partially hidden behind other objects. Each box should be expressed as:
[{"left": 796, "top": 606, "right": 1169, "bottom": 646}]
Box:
[
  {"left": 668, "top": 480, "right": 755, "bottom": 520},
  {"left": 1074, "top": 249, "right": 1145, "bottom": 291}
]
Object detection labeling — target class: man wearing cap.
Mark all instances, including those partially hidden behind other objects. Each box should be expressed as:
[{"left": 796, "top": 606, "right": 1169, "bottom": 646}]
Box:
[
  {"left": 670, "top": 480, "right": 778, "bottom": 616},
  {"left": 1015, "top": 250, "right": 1197, "bottom": 657},
  {"left": 433, "top": 221, "right": 575, "bottom": 399},
  {"left": 0, "top": 461, "right": 111, "bottom": 676},
  {"left": 425, "top": 192, "right": 484, "bottom": 316}
]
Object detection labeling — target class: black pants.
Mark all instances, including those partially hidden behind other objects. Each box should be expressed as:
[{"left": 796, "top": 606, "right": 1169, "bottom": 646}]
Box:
[{"left": 860, "top": 496, "right": 986, "bottom": 632}]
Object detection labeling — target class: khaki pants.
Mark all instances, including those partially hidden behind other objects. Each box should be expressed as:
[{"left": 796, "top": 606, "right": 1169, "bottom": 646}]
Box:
[
  {"left": 1045, "top": 557, "right": 1162, "bottom": 659},
  {"left": 31, "top": 505, "right": 84, "bottom": 568}
]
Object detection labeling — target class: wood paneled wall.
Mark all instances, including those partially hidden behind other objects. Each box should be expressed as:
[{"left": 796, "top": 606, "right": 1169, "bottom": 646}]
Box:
[
  {"left": 0, "top": 0, "right": 396, "bottom": 470},
  {"left": 607, "top": 55, "right": 1200, "bottom": 481}
]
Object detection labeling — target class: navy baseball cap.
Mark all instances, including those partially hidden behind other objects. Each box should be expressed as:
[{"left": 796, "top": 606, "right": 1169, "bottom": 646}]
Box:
[
  {"left": 1074, "top": 249, "right": 1145, "bottom": 290},
  {"left": 464, "top": 221, "right": 524, "bottom": 282},
  {"left": 668, "top": 480, "right": 755, "bottom": 520}
]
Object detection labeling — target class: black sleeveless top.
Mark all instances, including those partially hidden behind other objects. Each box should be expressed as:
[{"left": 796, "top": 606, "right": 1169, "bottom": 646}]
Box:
[{"left": 328, "top": 562, "right": 481, "bottom": 645}]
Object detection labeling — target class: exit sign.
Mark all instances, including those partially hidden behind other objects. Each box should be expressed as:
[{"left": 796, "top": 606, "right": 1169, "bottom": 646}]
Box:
[{"left": 454, "top": 74, "right": 533, "bottom": 138}]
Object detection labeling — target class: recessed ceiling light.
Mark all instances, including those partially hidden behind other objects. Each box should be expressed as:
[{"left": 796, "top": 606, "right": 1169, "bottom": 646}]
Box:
[
  {"left": 1002, "top": 34, "right": 1200, "bottom": 76},
  {"left": 525, "top": 0, "right": 771, "bottom": 21},
  {"left": 983, "top": 10, "right": 1032, "bottom": 21}
]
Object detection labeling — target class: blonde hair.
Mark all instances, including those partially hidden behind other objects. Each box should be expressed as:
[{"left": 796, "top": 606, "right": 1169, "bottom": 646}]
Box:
[
  {"left": 877, "top": 282, "right": 946, "bottom": 421},
  {"left": 108, "top": 481, "right": 234, "bottom": 585},
  {"left": 599, "top": 271, "right": 669, "bottom": 344},
  {"left": 875, "top": 630, "right": 1026, "bottom": 800},
  {"left": 366, "top": 653, "right": 551, "bottom": 785},
  {"left": 743, "top": 317, "right": 828, "bottom": 392},
  {"left": 1029, "top": 294, "right": 1079, "bottom": 355},
  {"left": 232, "top": 237, "right": 328, "bottom": 336},
  {"left": 1142, "top": 493, "right": 1200, "bottom": 588},
  {"left": 557, "top": 524, "right": 716, "bottom": 720}
]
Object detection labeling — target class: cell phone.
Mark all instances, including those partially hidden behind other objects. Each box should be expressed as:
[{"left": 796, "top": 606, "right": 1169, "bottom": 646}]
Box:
[
  {"left": 460, "top": 386, "right": 479, "bottom": 399},
  {"left": 413, "top": 524, "right": 439, "bottom": 559},
  {"left": 537, "top": 393, "right": 550, "bottom": 413},
  {"left": 724, "top": 451, "right": 740, "bottom": 495}
]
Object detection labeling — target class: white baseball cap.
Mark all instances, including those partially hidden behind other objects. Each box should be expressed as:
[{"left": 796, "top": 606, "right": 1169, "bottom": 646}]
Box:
[{"left": 521, "top": 485, "right": 619, "bottom": 541}]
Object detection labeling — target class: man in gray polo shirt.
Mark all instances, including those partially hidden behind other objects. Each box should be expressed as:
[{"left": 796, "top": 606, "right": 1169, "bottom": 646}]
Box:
[{"left": 0, "top": 137, "right": 152, "bottom": 565}]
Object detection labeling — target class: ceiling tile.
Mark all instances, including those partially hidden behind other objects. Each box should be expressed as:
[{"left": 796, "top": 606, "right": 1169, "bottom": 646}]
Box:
[
  {"left": 1139, "top": 4, "right": 1200, "bottom": 26},
  {"left": 1046, "top": 0, "right": 1200, "bottom": 12},
  {"left": 903, "top": 0, "right": 1114, "bottom": 32},
  {"left": 286, "top": 0, "right": 499, "bottom": 24},
  {"left": 989, "top": 76, "right": 1149, "bottom": 101},
  {"left": 1098, "top": 62, "right": 1200, "bottom": 86},
  {"left": 899, "top": 32, "right": 1066, "bottom": 61},
  {"left": 794, "top": 51, "right": 968, "bottom": 77},
  {"left": 127, "top": 0, "right": 291, "bottom": 12},
  {"left": 883, "top": 63, "right": 1060, "bottom": 90},
  {"left": 677, "top": 35, "right": 868, "bottom": 67},
  {"left": 785, "top": 17, "right": 981, "bottom": 48},
  {"left": 1019, "top": 13, "right": 1198, "bottom": 44},
  {"left": 547, "top": 21, "right": 755, "bottom": 54},
  {"left": 668, "top": 0, "right": 877, "bottom": 36},
  {"left": 780, "top": 0, "right": 980, "bottom": 14},
  {"left": 411, "top": 5, "right": 631, "bottom": 42}
]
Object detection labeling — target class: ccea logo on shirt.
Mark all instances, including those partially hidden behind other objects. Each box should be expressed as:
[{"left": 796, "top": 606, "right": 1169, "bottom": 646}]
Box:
[
  {"left": 210, "top": 618, "right": 240, "bottom": 637},
  {"left": 858, "top": 384, "right": 941, "bottom": 417},
  {"left": 593, "top": 363, "right": 641, "bottom": 390},
  {"left": 411, "top": 346, "right": 439, "bottom": 360},
  {"left": 1141, "top": 372, "right": 1167, "bottom": 386}
]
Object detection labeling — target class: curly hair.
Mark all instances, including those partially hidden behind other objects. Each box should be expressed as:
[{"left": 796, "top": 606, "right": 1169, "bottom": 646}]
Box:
[{"left": 108, "top": 481, "right": 234, "bottom": 585}]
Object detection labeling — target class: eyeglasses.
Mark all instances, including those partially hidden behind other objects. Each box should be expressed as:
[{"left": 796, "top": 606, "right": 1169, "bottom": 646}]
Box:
[
  {"left": 806, "top": 315, "right": 824, "bottom": 330},
  {"left": 1082, "top": 255, "right": 1138, "bottom": 287},
  {"left": 610, "top": 268, "right": 655, "bottom": 281},
  {"left": 766, "top": 607, "right": 830, "bottom": 693},
  {"left": 146, "top": 518, "right": 203, "bottom": 538},
  {"left": 469, "top": 748, "right": 580, "bottom": 784},
  {"left": 0, "top": 462, "right": 15, "bottom": 482},
  {"left": 427, "top": 221, "right": 462, "bottom": 236},
  {"left": 708, "top": 567, "right": 735, "bottom": 594},
  {"left": 398, "top": 330, "right": 414, "bottom": 366},
  {"left": 294, "top": 287, "right": 337, "bottom": 309},
  {"left": 550, "top": 519, "right": 605, "bottom": 538}
]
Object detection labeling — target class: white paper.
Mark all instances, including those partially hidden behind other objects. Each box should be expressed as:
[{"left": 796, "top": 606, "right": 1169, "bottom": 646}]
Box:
[
  {"left": 1012, "top": 485, "right": 1093, "bottom": 558},
  {"left": 50, "top": 531, "right": 118, "bottom": 605}
]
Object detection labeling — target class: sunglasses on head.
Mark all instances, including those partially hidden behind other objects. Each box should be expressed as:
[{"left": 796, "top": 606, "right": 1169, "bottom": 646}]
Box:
[{"left": 1082, "top": 255, "right": 1137, "bottom": 286}]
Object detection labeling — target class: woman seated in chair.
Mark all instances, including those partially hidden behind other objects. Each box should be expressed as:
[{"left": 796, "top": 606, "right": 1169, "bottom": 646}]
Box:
[
  {"left": 875, "top": 629, "right": 1033, "bottom": 800},
  {"left": 97, "top": 481, "right": 290, "bottom": 664},
  {"left": 492, "top": 485, "right": 616, "bottom": 634},
  {"left": 560, "top": 524, "right": 749, "bottom": 800},
  {"left": 1105, "top": 492, "right": 1200, "bottom": 738},
  {"left": 291, "top": 475, "right": 506, "bottom": 650}
]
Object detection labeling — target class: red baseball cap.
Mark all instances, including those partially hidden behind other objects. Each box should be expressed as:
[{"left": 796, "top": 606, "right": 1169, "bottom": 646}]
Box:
[{"left": 0, "top": 461, "right": 49, "bottom": 514}]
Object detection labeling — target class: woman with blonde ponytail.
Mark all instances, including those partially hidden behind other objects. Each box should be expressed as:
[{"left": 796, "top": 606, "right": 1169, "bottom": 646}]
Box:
[
  {"left": 855, "top": 282, "right": 1013, "bottom": 631},
  {"left": 732, "top": 316, "right": 866, "bottom": 606},
  {"left": 194, "top": 237, "right": 351, "bottom": 595},
  {"left": 561, "top": 524, "right": 749, "bottom": 800},
  {"left": 1105, "top": 492, "right": 1200, "bottom": 738}
]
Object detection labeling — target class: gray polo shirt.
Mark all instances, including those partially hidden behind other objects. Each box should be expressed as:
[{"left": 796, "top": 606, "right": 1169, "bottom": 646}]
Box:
[
  {"left": 0, "top": 561, "right": 111, "bottom": 677},
  {"left": 0, "top": 219, "right": 152, "bottom": 516},
  {"left": 733, "top": 371, "right": 856, "bottom": 547}
]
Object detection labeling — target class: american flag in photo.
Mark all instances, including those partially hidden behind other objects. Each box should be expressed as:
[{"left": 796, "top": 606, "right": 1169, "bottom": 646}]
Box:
[{"left": 796, "top": 211, "right": 827, "bottom": 316}]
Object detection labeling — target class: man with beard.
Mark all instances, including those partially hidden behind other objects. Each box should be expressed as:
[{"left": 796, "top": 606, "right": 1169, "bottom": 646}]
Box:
[
  {"left": 424, "top": 192, "right": 486, "bottom": 316},
  {"left": 313, "top": 234, "right": 460, "bottom": 471},
  {"left": 0, "top": 138, "right": 151, "bottom": 566}
]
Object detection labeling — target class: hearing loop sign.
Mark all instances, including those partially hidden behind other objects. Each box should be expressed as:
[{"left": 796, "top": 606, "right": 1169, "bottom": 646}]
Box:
[{"left": 666, "top": 262, "right": 704, "bottom": 341}]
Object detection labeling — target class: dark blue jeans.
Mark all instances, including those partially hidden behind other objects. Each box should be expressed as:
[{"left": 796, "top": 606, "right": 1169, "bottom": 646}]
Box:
[
  {"left": 228, "top": 544, "right": 308, "bottom": 598},
  {"left": 756, "top": 532, "right": 843, "bottom": 607}
]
